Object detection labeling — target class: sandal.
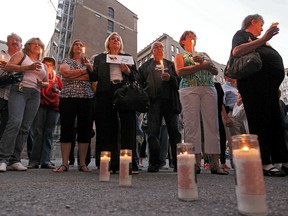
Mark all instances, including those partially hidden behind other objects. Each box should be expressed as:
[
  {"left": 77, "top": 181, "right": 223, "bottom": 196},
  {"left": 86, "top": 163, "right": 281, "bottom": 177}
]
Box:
[
  {"left": 263, "top": 167, "right": 285, "bottom": 177},
  {"left": 211, "top": 167, "right": 229, "bottom": 175},
  {"left": 79, "top": 165, "right": 92, "bottom": 172},
  {"left": 53, "top": 164, "right": 69, "bottom": 173}
]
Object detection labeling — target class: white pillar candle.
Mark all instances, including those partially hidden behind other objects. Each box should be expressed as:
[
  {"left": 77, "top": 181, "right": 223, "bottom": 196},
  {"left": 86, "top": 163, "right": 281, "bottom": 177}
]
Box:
[
  {"left": 119, "top": 150, "right": 132, "bottom": 186},
  {"left": 232, "top": 135, "right": 267, "bottom": 216},
  {"left": 99, "top": 152, "right": 111, "bottom": 182},
  {"left": 177, "top": 143, "right": 198, "bottom": 201}
]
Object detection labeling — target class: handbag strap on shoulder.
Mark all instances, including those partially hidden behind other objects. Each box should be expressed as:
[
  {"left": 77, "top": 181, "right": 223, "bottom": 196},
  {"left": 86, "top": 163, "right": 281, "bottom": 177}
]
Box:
[{"left": 18, "top": 53, "right": 26, "bottom": 65}]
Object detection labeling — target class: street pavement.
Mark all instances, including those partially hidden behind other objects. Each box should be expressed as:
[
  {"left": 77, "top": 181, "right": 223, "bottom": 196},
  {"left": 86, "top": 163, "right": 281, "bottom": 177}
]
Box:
[{"left": 0, "top": 159, "right": 288, "bottom": 216}]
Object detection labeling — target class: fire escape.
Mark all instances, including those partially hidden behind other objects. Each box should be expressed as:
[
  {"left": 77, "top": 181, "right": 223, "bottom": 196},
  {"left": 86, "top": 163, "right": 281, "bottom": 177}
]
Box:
[{"left": 50, "top": 0, "right": 75, "bottom": 64}]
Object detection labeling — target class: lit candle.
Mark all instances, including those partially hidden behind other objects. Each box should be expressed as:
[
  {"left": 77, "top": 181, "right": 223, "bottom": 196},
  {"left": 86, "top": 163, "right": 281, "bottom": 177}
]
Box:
[
  {"left": 39, "top": 49, "right": 42, "bottom": 61},
  {"left": 271, "top": 21, "right": 279, "bottom": 27},
  {"left": 160, "top": 60, "right": 164, "bottom": 74},
  {"left": 1, "top": 54, "right": 5, "bottom": 61},
  {"left": 119, "top": 149, "right": 132, "bottom": 186},
  {"left": 177, "top": 143, "right": 198, "bottom": 201},
  {"left": 52, "top": 70, "right": 56, "bottom": 82},
  {"left": 99, "top": 151, "right": 111, "bottom": 182},
  {"left": 82, "top": 46, "right": 86, "bottom": 54},
  {"left": 191, "top": 39, "right": 195, "bottom": 54},
  {"left": 232, "top": 134, "right": 267, "bottom": 215}
]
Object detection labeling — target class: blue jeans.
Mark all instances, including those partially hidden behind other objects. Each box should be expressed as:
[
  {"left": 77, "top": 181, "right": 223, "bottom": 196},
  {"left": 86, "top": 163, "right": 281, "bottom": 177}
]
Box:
[
  {"left": 0, "top": 86, "right": 40, "bottom": 164},
  {"left": 147, "top": 99, "right": 181, "bottom": 167},
  {"left": 29, "top": 107, "right": 60, "bottom": 165}
]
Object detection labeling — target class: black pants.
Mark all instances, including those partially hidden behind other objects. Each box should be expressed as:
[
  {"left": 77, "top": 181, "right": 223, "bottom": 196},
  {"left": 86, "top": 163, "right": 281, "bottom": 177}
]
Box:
[
  {"left": 94, "top": 85, "right": 137, "bottom": 172},
  {"left": 238, "top": 70, "right": 288, "bottom": 164}
]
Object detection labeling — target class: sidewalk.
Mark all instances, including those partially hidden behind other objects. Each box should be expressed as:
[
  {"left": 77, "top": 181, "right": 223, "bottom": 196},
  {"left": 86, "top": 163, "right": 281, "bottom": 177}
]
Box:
[{"left": 1, "top": 158, "right": 288, "bottom": 216}]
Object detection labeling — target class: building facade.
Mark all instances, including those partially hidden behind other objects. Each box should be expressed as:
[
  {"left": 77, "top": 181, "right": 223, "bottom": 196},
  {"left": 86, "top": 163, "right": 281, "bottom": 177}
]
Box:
[
  {"left": 46, "top": 0, "right": 138, "bottom": 65},
  {"left": 137, "top": 33, "right": 226, "bottom": 84}
]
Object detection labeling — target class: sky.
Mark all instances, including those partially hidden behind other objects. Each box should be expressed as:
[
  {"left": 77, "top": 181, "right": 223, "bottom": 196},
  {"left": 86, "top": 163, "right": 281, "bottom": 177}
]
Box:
[{"left": 1, "top": 0, "right": 288, "bottom": 67}]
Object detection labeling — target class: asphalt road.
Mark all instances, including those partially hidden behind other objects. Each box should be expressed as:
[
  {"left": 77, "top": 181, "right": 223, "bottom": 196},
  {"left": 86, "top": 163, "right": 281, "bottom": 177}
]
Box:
[{"left": 1, "top": 158, "right": 288, "bottom": 216}]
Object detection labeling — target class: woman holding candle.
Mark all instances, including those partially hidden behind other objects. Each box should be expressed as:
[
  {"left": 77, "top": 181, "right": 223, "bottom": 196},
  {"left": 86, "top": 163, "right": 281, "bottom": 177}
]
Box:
[
  {"left": 28, "top": 57, "right": 62, "bottom": 169},
  {"left": 89, "top": 32, "right": 139, "bottom": 174},
  {"left": 0, "top": 37, "right": 48, "bottom": 172},
  {"left": 174, "top": 30, "right": 228, "bottom": 175},
  {"left": 230, "top": 14, "right": 288, "bottom": 176},
  {"left": 53, "top": 39, "right": 94, "bottom": 172}
]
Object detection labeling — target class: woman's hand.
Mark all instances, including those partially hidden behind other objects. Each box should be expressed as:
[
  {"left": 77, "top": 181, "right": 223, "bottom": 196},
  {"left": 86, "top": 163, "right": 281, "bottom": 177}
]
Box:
[
  {"left": 37, "top": 79, "right": 48, "bottom": 88},
  {"left": 262, "top": 25, "right": 279, "bottom": 42},
  {"left": 120, "top": 63, "right": 130, "bottom": 75},
  {"left": 82, "top": 56, "right": 93, "bottom": 71},
  {"left": 201, "top": 60, "right": 218, "bottom": 75},
  {"left": 30, "top": 62, "right": 42, "bottom": 71},
  {"left": 193, "top": 55, "right": 204, "bottom": 64}
]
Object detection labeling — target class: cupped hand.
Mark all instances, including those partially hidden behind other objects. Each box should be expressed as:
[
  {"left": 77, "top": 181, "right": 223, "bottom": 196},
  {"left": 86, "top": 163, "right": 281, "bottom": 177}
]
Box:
[
  {"left": 31, "top": 62, "right": 42, "bottom": 71},
  {"left": 263, "top": 25, "right": 279, "bottom": 41},
  {"left": 120, "top": 63, "right": 130, "bottom": 74}
]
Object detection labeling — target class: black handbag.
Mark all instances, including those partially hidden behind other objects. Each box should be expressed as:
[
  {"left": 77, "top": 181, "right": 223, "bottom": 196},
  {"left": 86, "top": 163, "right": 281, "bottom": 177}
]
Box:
[
  {"left": 224, "top": 52, "right": 262, "bottom": 79},
  {"left": 0, "top": 53, "right": 26, "bottom": 86},
  {"left": 112, "top": 81, "right": 150, "bottom": 113}
]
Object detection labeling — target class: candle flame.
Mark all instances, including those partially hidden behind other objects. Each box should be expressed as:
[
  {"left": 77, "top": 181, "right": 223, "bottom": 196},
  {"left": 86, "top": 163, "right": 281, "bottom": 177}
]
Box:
[
  {"left": 242, "top": 146, "right": 249, "bottom": 151},
  {"left": 39, "top": 49, "right": 43, "bottom": 60},
  {"left": 160, "top": 60, "right": 163, "bottom": 66},
  {"left": 82, "top": 46, "right": 86, "bottom": 54}
]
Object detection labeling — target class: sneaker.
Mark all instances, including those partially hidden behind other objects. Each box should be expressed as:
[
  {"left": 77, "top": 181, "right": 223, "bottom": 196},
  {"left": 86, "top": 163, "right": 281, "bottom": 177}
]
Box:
[
  {"left": 7, "top": 162, "right": 27, "bottom": 171},
  {"left": 0, "top": 163, "right": 7, "bottom": 172},
  {"left": 222, "top": 164, "right": 231, "bottom": 169}
]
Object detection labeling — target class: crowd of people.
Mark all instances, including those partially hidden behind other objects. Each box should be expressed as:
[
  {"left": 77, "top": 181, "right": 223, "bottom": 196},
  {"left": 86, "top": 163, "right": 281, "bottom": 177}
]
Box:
[{"left": 0, "top": 13, "right": 288, "bottom": 177}]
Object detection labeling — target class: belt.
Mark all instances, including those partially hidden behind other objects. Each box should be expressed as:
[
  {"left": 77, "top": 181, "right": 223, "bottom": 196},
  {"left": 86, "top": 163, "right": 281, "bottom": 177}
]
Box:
[{"left": 111, "top": 80, "right": 123, "bottom": 84}]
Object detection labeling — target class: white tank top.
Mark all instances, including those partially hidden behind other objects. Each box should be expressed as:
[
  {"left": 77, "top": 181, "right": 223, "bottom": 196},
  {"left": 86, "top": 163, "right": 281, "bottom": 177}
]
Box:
[{"left": 20, "top": 55, "right": 47, "bottom": 91}]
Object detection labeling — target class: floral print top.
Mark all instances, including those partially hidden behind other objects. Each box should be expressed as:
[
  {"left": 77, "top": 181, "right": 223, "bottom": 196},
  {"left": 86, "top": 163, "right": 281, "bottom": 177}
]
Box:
[
  {"left": 179, "top": 51, "right": 215, "bottom": 88},
  {"left": 60, "top": 58, "right": 94, "bottom": 98}
]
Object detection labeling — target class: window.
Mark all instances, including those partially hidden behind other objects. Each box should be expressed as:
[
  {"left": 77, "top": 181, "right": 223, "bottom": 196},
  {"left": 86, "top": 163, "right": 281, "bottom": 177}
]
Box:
[
  {"left": 108, "top": 7, "right": 114, "bottom": 19},
  {"left": 108, "top": 20, "right": 114, "bottom": 33},
  {"left": 171, "top": 55, "right": 175, "bottom": 61},
  {"left": 171, "top": 45, "right": 174, "bottom": 52},
  {"left": 120, "top": 25, "right": 125, "bottom": 30},
  {"left": 176, "top": 47, "right": 179, "bottom": 54}
]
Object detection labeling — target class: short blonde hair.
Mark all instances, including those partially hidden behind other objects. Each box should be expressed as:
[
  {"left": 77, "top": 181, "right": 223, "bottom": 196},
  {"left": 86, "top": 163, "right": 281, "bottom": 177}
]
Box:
[
  {"left": 23, "top": 38, "right": 45, "bottom": 59},
  {"left": 104, "top": 32, "right": 124, "bottom": 54}
]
